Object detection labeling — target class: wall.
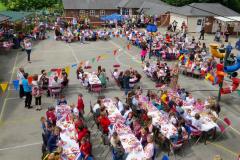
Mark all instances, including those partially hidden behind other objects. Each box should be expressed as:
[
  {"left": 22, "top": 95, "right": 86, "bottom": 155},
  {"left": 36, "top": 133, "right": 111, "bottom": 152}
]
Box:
[
  {"left": 64, "top": 9, "right": 119, "bottom": 22},
  {"left": 170, "top": 13, "right": 187, "bottom": 30},
  {"left": 160, "top": 13, "right": 170, "bottom": 27},
  {"left": 187, "top": 16, "right": 205, "bottom": 33}
]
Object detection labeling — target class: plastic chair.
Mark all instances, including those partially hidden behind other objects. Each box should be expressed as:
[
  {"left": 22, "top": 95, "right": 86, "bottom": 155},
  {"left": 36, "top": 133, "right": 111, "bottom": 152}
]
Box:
[
  {"left": 90, "top": 84, "right": 102, "bottom": 93},
  {"left": 162, "top": 154, "right": 169, "bottom": 160}
]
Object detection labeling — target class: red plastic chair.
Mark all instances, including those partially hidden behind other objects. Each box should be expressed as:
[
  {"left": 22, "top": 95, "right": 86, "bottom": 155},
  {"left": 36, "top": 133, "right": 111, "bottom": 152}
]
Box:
[
  {"left": 215, "top": 117, "right": 232, "bottom": 141},
  {"left": 90, "top": 84, "right": 102, "bottom": 93},
  {"left": 223, "top": 117, "right": 231, "bottom": 126}
]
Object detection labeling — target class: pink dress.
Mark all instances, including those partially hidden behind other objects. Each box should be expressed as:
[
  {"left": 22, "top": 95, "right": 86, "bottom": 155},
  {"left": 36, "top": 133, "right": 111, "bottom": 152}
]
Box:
[{"left": 140, "top": 50, "right": 147, "bottom": 57}]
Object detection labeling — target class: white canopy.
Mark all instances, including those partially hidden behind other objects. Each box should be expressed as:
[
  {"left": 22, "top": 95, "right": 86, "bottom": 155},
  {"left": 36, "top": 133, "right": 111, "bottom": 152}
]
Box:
[{"left": 214, "top": 16, "right": 240, "bottom": 22}]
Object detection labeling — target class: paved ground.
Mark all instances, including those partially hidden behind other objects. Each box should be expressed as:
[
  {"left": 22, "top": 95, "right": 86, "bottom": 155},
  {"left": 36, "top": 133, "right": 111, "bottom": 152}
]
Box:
[{"left": 0, "top": 29, "right": 239, "bottom": 160}]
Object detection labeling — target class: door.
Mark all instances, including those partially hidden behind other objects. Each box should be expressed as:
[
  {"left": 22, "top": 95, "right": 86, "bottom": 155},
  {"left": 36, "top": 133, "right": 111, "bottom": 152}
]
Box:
[{"left": 196, "top": 18, "right": 203, "bottom": 32}]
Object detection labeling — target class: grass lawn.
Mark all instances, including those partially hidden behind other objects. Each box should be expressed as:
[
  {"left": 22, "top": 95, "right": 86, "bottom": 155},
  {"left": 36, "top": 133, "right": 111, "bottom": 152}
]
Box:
[{"left": 0, "top": 2, "right": 6, "bottom": 11}]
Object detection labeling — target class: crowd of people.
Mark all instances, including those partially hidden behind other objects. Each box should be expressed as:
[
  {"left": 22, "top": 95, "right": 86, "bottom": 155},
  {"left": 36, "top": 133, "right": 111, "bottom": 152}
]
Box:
[
  {"left": 13, "top": 15, "right": 238, "bottom": 160},
  {"left": 16, "top": 67, "right": 69, "bottom": 110}
]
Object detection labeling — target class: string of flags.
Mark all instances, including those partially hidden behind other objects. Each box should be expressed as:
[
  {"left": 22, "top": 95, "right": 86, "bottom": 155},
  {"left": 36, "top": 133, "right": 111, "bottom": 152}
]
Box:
[{"left": 0, "top": 42, "right": 132, "bottom": 93}]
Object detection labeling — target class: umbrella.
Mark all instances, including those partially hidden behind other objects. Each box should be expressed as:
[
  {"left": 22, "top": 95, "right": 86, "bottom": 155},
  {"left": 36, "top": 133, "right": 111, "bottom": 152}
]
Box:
[{"left": 146, "top": 23, "right": 158, "bottom": 33}]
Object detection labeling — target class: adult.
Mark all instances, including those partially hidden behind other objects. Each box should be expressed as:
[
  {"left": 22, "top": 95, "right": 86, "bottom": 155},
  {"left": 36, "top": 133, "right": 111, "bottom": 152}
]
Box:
[
  {"left": 123, "top": 70, "right": 131, "bottom": 96},
  {"left": 172, "top": 20, "right": 178, "bottom": 32},
  {"left": 144, "top": 135, "right": 155, "bottom": 160},
  {"left": 199, "top": 27, "right": 205, "bottom": 40},
  {"left": 224, "top": 28, "right": 230, "bottom": 42},
  {"left": 99, "top": 68, "right": 107, "bottom": 88},
  {"left": 17, "top": 68, "right": 25, "bottom": 98},
  {"left": 24, "top": 38, "right": 32, "bottom": 63},
  {"left": 32, "top": 74, "right": 43, "bottom": 111},
  {"left": 235, "top": 38, "right": 240, "bottom": 51},
  {"left": 22, "top": 73, "right": 32, "bottom": 109},
  {"left": 47, "top": 127, "right": 61, "bottom": 153}
]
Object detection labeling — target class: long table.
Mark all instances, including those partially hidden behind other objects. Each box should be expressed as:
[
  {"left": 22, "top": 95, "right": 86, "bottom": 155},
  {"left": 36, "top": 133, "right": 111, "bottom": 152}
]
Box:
[
  {"left": 139, "top": 96, "right": 177, "bottom": 139},
  {"left": 167, "top": 90, "right": 219, "bottom": 132},
  {"left": 56, "top": 105, "right": 80, "bottom": 160},
  {"left": 103, "top": 99, "right": 145, "bottom": 160}
]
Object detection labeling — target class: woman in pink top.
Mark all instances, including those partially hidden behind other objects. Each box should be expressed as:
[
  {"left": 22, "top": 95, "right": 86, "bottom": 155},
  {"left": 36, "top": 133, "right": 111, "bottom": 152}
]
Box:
[{"left": 140, "top": 43, "right": 148, "bottom": 63}]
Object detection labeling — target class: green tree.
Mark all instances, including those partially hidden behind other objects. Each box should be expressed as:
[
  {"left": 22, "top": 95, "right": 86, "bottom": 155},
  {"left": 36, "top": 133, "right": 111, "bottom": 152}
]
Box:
[
  {"left": 6, "top": 0, "right": 60, "bottom": 11},
  {"left": 162, "top": 0, "right": 240, "bottom": 13}
]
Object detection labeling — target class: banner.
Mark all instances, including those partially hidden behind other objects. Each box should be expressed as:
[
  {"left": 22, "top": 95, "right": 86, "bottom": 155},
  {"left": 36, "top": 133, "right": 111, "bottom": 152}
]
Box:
[
  {"left": 56, "top": 69, "right": 62, "bottom": 77},
  {"left": 97, "top": 56, "right": 101, "bottom": 62},
  {"left": 127, "top": 44, "right": 131, "bottom": 50},
  {"left": 47, "top": 71, "right": 52, "bottom": 77},
  {"left": 92, "top": 57, "right": 95, "bottom": 63},
  {"left": 71, "top": 64, "right": 77, "bottom": 68},
  {"left": 65, "top": 66, "right": 70, "bottom": 75},
  {"left": 0, "top": 82, "right": 8, "bottom": 93},
  {"left": 12, "top": 80, "right": 19, "bottom": 90},
  {"left": 113, "top": 49, "right": 117, "bottom": 56}
]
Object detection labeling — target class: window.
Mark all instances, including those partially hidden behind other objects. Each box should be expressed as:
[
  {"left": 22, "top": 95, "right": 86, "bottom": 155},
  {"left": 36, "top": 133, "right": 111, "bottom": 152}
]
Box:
[
  {"left": 90, "top": 10, "right": 95, "bottom": 16},
  {"left": 122, "top": 8, "right": 129, "bottom": 15},
  {"left": 100, "top": 10, "right": 105, "bottom": 16},
  {"left": 79, "top": 10, "right": 85, "bottom": 15}
]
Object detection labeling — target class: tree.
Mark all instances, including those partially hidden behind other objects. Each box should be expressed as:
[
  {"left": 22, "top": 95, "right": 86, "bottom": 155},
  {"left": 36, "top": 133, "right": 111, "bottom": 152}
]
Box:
[
  {"left": 162, "top": 0, "right": 240, "bottom": 13},
  {"left": 6, "top": 0, "right": 60, "bottom": 11}
]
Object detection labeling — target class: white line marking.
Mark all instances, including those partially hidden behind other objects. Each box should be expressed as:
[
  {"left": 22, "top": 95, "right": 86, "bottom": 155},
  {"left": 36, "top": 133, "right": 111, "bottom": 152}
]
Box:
[
  {"left": 0, "top": 52, "right": 19, "bottom": 122},
  {"left": 109, "top": 41, "right": 142, "bottom": 65},
  {"left": 66, "top": 43, "right": 79, "bottom": 63},
  {"left": 0, "top": 142, "right": 42, "bottom": 151},
  {"left": 5, "top": 97, "right": 19, "bottom": 100},
  {"left": 218, "top": 118, "right": 240, "bottom": 135}
]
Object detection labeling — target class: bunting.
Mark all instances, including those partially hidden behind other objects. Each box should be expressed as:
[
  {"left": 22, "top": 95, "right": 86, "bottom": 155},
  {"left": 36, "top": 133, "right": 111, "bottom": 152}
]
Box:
[
  {"left": 92, "top": 58, "right": 95, "bottom": 63},
  {"left": 12, "top": 80, "right": 19, "bottom": 90},
  {"left": 71, "top": 64, "right": 77, "bottom": 68},
  {"left": 113, "top": 49, "right": 117, "bottom": 56},
  {"left": 97, "top": 56, "right": 101, "bottom": 62},
  {"left": 0, "top": 82, "right": 8, "bottom": 93},
  {"left": 65, "top": 66, "right": 70, "bottom": 75}
]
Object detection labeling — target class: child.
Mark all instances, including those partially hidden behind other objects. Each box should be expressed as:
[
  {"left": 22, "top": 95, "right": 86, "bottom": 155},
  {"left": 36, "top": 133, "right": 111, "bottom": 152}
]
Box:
[
  {"left": 140, "top": 44, "right": 148, "bottom": 63},
  {"left": 77, "top": 93, "right": 85, "bottom": 117},
  {"left": 57, "top": 95, "right": 67, "bottom": 105}
]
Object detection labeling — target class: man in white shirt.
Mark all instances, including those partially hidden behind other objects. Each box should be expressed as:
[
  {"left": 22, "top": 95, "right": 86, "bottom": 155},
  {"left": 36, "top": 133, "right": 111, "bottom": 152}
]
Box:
[
  {"left": 123, "top": 105, "right": 132, "bottom": 119},
  {"left": 191, "top": 113, "right": 202, "bottom": 131},
  {"left": 186, "top": 94, "right": 195, "bottom": 105},
  {"left": 114, "top": 97, "right": 124, "bottom": 114},
  {"left": 93, "top": 100, "right": 101, "bottom": 113}
]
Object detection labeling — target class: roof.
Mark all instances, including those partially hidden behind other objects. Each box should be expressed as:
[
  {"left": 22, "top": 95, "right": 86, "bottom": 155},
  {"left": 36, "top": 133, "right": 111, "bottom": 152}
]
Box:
[
  {"left": 139, "top": 1, "right": 175, "bottom": 16},
  {"left": 117, "top": 0, "right": 162, "bottom": 9},
  {"left": 139, "top": 2, "right": 240, "bottom": 17},
  {"left": 0, "top": 11, "right": 33, "bottom": 22},
  {"left": 175, "top": 3, "right": 240, "bottom": 17},
  {"left": 0, "top": 15, "right": 9, "bottom": 23},
  {"left": 214, "top": 16, "right": 240, "bottom": 22},
  {"left": 63, "top": 0, "right": 119, "bottom": 10}
]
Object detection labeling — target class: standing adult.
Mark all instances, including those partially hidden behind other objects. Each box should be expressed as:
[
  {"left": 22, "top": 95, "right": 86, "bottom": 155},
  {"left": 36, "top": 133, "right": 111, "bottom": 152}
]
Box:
[
  {"left": 225, "top": 28, "right": 230, "bottom": 42},
  {"left": 32, "top": 74, "right": 43, "bottom": 111},
  {"left": 123, "top": 70, "right": 131, "bottom": 96},
  {"left": 22, "top": 73, "right": 32, "bottom": 109},
  {"left": 199, "top": 27, "right": 205, "bottom": 40},
  {"left": 24, "top": 38, "right": 32, "bottom": 63},
  {"left": 172, "top": 20, "right": 178, "bottom": 32},
  {"left": 17, "top": 68, "right": 25, "bottom": 98}
]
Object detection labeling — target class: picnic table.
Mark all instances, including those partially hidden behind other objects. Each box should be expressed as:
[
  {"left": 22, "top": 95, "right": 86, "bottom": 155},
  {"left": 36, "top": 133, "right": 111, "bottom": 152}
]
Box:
[
  {"left": 55, "top": 105, "right": 80, "bottom": 160},
  {"left": 139, "top": 96, "right": 178, "bottom": 139},
  {"left": 103, "top": 99, "right": 146, "bottom": 160}
]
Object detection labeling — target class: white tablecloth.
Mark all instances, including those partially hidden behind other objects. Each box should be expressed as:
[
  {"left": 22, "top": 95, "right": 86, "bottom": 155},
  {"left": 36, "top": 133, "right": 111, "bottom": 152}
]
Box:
[
  {"left": 85, "top": 72, "right": 101, "bottom": 85},
  {"left": 103, "top": 99, "right": 145, "bottom": 160},
  {"left": 56, "top": 105, "right": 80, "bottom": 160},
  {"left": 139, "top": 96, "right": 177, "bottom": 139}
]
